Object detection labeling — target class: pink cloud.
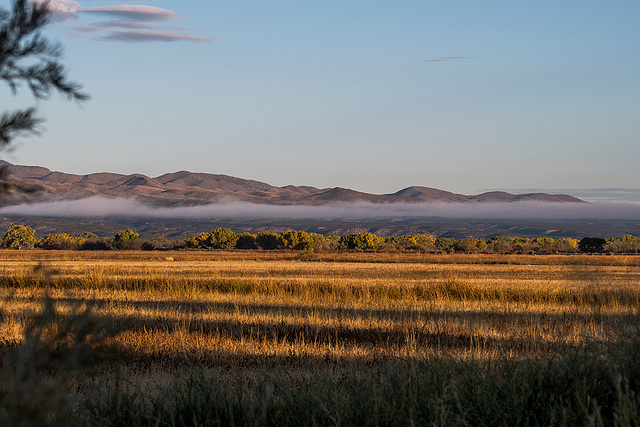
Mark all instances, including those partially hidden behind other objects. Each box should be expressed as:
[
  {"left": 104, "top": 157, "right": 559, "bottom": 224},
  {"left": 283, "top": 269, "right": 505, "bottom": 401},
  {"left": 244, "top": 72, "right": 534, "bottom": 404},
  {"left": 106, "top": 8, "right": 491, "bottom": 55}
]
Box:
[
  {"left": 96, "top": 29, "right": 212, "bottom": 43},
  {"left": 78, "top": 5, "right": 180, "bottom": 22}
]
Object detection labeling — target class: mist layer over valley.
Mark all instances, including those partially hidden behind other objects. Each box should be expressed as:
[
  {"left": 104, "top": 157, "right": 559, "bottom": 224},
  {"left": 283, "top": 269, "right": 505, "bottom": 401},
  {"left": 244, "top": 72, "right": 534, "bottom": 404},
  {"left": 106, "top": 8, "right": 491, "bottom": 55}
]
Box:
[
  {"left": 1, "top": 196, "right": 640, "bottom": 221},
  {"left": 1, "top": 163, "right": 638, "bottom": 239},
  {"left": 1, "top": 197, "right": 639, "bottom": 240}
]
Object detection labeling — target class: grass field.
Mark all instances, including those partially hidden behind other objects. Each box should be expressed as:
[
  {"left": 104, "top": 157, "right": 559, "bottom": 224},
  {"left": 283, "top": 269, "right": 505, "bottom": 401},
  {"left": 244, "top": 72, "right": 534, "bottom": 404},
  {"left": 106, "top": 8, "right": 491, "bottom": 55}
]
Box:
[{"left": 0, "top": 250, "right": 638, "bottom": 425}]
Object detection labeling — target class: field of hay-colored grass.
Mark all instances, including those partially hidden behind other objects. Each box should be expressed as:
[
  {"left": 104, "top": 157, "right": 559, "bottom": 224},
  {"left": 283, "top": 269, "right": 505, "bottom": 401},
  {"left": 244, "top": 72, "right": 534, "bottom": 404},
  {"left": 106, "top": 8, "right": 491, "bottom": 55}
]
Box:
[
  {"left": 0, "top": 250, "right": 638, "bottom": 425},
  {"left": 1, "top": 250, "right": 638, "bottom": 363}
]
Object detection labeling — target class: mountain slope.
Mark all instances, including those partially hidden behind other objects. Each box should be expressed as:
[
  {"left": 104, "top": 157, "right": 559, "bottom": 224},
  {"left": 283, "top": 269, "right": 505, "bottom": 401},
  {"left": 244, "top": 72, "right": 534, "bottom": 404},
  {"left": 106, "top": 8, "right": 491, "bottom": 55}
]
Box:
[{"left": 0, "top": 162, "right": 585, "bottom": 206}]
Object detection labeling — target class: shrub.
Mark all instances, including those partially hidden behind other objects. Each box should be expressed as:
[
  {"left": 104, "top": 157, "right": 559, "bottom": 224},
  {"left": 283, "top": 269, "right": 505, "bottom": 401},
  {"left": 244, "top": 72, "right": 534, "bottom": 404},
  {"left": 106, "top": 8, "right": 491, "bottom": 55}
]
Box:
[
  {"left": 113, "top": 230, "right": 141, "bottom": 250},
  {"left": 236, "top": 233, "right": 258, "bottom": 249},
  {"left": 208, "top": 228, "right": 238, "bottom": 249},
  {"left": 37, "top": 233, "right": 81, "bottom": 250},
  {"left": 578, "top": 237, "right": 606, "bottom": 253},
  {"left": 435, "top": 237, "right": 456, "bottom": 253},
  {"left": 453, "top": 238, "right": 487, "bottom": 253},
  {"left": 339, "top": 233, "right": 384, "bottom": 251},
  {"left": 256, "top": 231, "right": 283, "bottom": 250},
  {"left": 281, "top": 230, "right": 315, "bottom": 250},
  {"left": 604, "top": 235, "right": 639, "bottom": 254},
  {"left": 141, "top": 234, "right": 174, "bottom": 251},
  {"left": 554, "top": 238, "right": 579, "bottom": 253},
  {"left": 2, "top": 225, "right": 36, "bottom": 249}
]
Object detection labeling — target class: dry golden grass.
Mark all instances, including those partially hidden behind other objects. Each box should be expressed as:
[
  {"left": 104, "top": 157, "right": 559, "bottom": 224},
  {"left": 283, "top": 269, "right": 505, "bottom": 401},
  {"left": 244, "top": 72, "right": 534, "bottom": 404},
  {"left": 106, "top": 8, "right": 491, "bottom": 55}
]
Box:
[
  {"left": 1, "top": 250, "right": 639, "bottom": 425},
  {"left": 0, "top": 250, "right": 638, "bottom": 371}
]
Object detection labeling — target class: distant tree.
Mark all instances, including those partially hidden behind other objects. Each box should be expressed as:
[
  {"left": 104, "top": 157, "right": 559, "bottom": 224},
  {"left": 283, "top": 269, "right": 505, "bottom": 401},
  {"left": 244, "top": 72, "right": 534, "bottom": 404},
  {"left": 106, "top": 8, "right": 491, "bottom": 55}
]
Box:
[
  {"left": 339, "top": 232, "right": 383, "bottom": 251},
  {"left": 0, "top": 0, "right": 88, "bottom": 151},
  {"left": 297, "top": 231, "right": 315, "bottom": 250},
  {"left": 578, "top": 237, "right": 606, "bottom": 254},
  {"left": 532, "top": 237, "right": 556, "bottom": 254},
  {"left": 189, "top": 232, "right": 210, "bottom": 248},
  {"left": 383, "top": 234, "right": 436, "bottom": 252},
  {"left": 255, "top": 231, "right": 283, "bottom": 250},
  {"left": 78, "top": 233, "right": 112, "bottom": 250},
  {"left": 2, "top": 224, "right": 35, "bottom": 249},
  {"left": 410, "top": 234, "right": 436, "bottom": 251},
  {"left": 604, "top": 235, "right": 639, "bottom": 254},
  {"left": 184, "top": 236, "right": 200, "bottom": 249},
  {"left": 453, "top": 238, "right": 487, "bottom": 253},
  {"left": 77, "top": 232, "right": 98, "bottom": 240},
  {"left": 281, "top": 230, "right": 314, "bottom": 250},
  {"left": 113, "top": 229, "right": 140, "bottom": 250},
  {"left": 208, "top": 227, "right": 238, "bottom": 249},
  {"left": 141, "top": 234, "right": 174, "bottom": 251},
  {"left": 435, "top": 237, "right": 456, "bottom": 253},
  {"left": 488, "top": 236, "right": 514, "bottom": 253},
  {"left": 236, "top": 232, "right": 258, "bottom": 249},
  {"left": 554, "top": 238, "right": 579, "bottom": 253},
  {"left": 281, "top": 230, "right": 299, "bottom": 250},
  {"left": 311, "top": 234, "right": 339, "bottom": 251},
  {"left": 36, "top": 232, "right": 79, "bottom": 250},
  {"left": 489, "top": 236, "right": 533, "bottom": 254}
]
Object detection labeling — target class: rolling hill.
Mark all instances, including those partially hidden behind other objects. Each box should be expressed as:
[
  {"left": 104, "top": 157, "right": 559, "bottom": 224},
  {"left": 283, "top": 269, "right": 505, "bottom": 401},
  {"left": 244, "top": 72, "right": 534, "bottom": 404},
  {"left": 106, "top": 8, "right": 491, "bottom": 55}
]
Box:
[{"left": 0, "top": 161, "right": 584, "bottom": 206}]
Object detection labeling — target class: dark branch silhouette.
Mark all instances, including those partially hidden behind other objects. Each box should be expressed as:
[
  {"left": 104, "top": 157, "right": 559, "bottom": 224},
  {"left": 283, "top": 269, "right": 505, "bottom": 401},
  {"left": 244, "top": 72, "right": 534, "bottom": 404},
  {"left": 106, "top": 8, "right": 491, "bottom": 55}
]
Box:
[{"left": 0, "top": 0, "right": 88, "bottom": 194}]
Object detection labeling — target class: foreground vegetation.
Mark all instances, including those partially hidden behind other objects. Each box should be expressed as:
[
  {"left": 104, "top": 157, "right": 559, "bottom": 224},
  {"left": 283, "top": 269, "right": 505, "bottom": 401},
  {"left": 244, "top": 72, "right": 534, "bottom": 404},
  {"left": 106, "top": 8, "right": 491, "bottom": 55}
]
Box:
[{"left": 0, "top": 250, "right": 639, "bottom": 425}]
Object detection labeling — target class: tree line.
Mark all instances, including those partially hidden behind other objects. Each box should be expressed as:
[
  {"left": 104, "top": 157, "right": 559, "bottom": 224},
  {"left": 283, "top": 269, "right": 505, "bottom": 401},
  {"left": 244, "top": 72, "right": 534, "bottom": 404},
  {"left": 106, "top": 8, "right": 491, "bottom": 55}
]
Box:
[{"left": 2, "top": 224, "right": 639, "bottom": 254}]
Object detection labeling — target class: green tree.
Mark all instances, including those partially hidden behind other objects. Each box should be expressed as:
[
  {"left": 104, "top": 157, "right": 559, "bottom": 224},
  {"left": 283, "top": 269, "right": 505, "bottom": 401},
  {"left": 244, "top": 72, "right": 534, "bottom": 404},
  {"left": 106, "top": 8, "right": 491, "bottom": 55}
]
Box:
[
  {"left": 532, "top": 237, "right": 556, "bottom": 254},
  {"left": 339, "top": 232, "right": 383, "bottom": 251},
  {"left": 77, "top": 233, "right": 111, "bottom": 250},
  {"left": 453, "top": 238, "right": 487, "bottom": 253},
  {"left": 184, "top": 236, "right": 200, "bottom": 249},
  {"left": 604, "top": 235, "right": 639, "bottom": 254},
  {"left": 2, "top": 224, "right": 35, "bottom": 249},
  {"left": 311, "top": 234, "right": 339, "bottom": 251},
  {"left": 236, "top": 232, "right": 258, "bottom": 249},
  {"left": 190, "top": 232, "right": 210, "bottom": 248},
  {"left": 208, "top": 227, "right": 238, "bottom": 249},
  {"left": 36, "top": 232, "right": 80, "bottom": 250},
  {"left": 435, "top": 237, "right": 456, "bottom": 253},
  {"left": 113, "top": 229, "right": 140, "bottom": 250},
  {"left": 0, "top": 0, "right": 88, "bottom": 151},
  {"left": 281, "top": 230, "right": 314, "bottom": 250},
  {"left": 256, "top": 231, "right": 283, "bottom": 250},
  {"left": 578, "top": 237, "right": 606, "bottom": 254},
  {"left": 77, "top": 232, "right": 98, "bottom": 240},
  {"left": 141, "top": 234, "right": 174, "bottom": 251},
  {"left": 553, "top": 238, "right": 579, "bottom": 253}
]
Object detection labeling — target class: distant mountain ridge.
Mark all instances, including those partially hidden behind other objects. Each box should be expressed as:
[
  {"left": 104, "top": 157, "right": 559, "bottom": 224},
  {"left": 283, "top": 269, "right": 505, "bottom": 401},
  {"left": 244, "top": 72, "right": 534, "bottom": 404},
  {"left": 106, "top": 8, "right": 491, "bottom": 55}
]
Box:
[{"left": 0, "top": 162, "right": 584, "bottom": 206}]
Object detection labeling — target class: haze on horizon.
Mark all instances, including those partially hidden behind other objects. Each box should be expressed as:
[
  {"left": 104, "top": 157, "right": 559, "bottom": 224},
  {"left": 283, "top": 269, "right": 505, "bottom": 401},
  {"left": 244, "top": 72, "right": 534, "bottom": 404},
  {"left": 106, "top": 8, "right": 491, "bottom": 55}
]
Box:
[
  {"left": 4, "top": 1, "right": 640, "bottom": 199},
  {"left": 3, "top": 197, "right": 640, "bottom": 221}
]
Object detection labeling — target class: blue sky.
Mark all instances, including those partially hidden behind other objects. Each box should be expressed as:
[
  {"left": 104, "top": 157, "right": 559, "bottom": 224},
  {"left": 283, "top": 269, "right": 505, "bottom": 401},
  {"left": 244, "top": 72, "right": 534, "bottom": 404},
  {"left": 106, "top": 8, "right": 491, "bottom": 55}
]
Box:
[{"left": 3, "top": 1, "right": 640, "bottom": 197}]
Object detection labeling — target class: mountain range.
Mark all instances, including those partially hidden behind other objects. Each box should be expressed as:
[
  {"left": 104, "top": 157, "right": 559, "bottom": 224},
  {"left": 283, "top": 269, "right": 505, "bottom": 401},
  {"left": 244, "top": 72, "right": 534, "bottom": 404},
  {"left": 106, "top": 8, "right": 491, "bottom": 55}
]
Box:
[{"left": 0, "top": 162, "right": 584, "bottom": 206}]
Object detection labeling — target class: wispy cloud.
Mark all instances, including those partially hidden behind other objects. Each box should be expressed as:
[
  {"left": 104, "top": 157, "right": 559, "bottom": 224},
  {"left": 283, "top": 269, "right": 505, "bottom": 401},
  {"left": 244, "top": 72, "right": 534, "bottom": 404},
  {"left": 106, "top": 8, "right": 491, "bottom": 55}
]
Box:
[
  {"left": 76, "top": 20, "right": 190, "bottom": 30},
  {"left": 28, "top": 0, "right": 211, "bottom": 42},
  {"left": 78, "top": 5, "right": 180, "bottom": 22},
  {"left": 2, "top": 198, "right": 640, "bottom": 220},
  {"left": 426, "top": 56, "right": 474, "bottom": 62},
  {"left": 95, "top": 29, "right": 212, "bottom": 43}
]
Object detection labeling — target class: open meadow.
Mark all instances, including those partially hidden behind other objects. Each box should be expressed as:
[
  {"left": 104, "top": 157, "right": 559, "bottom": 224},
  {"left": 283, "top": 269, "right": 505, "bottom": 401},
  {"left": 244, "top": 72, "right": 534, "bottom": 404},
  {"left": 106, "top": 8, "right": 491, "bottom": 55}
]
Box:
[{"left": 0, "top": 250, "right": 638, "bottom": 426}]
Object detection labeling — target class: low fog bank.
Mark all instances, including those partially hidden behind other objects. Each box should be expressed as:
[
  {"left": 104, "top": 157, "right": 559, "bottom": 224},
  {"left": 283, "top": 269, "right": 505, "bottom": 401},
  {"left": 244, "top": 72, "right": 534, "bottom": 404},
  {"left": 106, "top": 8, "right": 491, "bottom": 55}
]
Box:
[{"left": 1, "top": 197, "right": 639, "bottom": 221}]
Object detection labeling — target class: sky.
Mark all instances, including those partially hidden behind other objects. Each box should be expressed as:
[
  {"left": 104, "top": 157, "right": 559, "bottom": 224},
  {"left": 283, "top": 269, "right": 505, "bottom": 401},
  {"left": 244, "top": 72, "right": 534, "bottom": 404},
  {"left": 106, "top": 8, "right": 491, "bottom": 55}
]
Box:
[{"left": 2, "top": 0, "right": 640, "bottom": 199}]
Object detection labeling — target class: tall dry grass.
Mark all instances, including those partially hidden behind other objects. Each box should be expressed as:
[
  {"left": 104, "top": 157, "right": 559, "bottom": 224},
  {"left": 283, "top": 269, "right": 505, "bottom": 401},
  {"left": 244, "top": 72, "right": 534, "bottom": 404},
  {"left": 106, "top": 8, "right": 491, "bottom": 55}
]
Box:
[{"left": 0, "top": 250, "right": 638, "bottom": 425}]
